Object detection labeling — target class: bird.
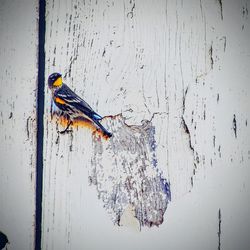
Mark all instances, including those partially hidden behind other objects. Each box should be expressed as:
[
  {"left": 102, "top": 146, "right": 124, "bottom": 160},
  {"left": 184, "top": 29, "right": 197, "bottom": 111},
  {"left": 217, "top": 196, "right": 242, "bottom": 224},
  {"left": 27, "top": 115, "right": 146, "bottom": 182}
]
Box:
[{"left": 48, "top": 72, "right": 112, "bottom": 137}]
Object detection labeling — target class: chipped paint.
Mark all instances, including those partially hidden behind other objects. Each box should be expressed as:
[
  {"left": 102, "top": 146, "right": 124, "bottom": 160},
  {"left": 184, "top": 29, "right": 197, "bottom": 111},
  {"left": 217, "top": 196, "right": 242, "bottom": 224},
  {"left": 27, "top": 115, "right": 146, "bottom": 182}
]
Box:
[{"left": 90, "top": 114, "right": 171, "bottom": 228}]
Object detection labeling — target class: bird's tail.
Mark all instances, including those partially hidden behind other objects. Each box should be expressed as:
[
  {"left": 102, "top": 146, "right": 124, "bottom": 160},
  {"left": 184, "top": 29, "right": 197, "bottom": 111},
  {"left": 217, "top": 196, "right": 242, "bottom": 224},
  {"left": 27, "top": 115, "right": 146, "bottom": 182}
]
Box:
[
  {"left": 92, "top": 113, "right": 102, "bottom": 120},
  {"left": 93, "top": 119, "right": 112, "bottom": 138}
]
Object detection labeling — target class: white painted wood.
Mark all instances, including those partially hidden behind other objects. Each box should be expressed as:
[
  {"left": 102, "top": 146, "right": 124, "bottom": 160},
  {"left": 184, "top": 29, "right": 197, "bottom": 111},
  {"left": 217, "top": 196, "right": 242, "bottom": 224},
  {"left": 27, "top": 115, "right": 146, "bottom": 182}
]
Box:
[
  {"left": 0, "top": 0, "right": 38, "bottom": 249},
  {"left": 43, "top": 0, "right": 250, "bottom": 249}
]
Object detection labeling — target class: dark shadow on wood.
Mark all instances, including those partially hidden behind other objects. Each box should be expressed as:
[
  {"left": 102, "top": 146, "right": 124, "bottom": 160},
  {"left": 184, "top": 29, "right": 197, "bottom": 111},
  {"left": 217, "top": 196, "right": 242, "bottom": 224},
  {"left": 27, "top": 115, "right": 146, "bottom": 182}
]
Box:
[{"left": 35, "top": 0, "right": 46, "bottom": 249}]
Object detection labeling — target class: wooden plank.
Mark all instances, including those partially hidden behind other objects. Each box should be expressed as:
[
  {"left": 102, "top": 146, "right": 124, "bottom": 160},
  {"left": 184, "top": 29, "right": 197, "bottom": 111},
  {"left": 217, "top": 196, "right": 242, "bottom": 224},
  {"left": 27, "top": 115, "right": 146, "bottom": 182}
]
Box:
[
  {"left": 43, "top": 0, "right": 250, "bottom": 249},
  {"left": 0, "top": 0, "right": 38, "bottom": 249}
]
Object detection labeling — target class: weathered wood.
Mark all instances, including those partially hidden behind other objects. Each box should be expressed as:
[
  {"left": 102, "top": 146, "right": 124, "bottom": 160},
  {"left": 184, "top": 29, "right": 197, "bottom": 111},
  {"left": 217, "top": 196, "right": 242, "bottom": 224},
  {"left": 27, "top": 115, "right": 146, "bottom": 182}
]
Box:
[
  {"left": 43, "top": 0, "right": 250, "bottom": 249},
  {"left": 0, "top": 0, "right": 38, "bottom": 249}
]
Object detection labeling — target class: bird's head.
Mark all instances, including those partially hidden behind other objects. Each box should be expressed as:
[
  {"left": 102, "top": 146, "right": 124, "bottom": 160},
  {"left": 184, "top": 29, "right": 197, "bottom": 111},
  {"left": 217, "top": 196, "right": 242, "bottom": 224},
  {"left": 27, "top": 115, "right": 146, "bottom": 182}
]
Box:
[{"left": 48, "top": 72, "right": 62, "bottom": 89}]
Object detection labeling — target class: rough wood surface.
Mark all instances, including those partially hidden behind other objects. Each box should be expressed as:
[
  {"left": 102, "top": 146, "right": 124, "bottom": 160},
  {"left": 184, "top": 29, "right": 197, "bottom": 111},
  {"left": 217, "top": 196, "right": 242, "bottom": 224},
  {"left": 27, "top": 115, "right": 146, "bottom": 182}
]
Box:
[
  {"left": 0, "top": 1, "right": 38, "bottom": 249},
  {"left": 43, "top": 0, "right": 250, "bottom": 249}
]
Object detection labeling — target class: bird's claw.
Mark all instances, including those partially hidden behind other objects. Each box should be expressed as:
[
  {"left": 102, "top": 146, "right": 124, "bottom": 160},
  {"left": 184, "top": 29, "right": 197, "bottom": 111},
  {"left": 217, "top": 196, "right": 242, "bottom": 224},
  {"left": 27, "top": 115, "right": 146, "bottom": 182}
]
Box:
[
  {"left": 58, "top": 120, "right": 73, "bottom": 134},
  {"left": 58, "top": 129, "right": 73, "bottom": 134}
]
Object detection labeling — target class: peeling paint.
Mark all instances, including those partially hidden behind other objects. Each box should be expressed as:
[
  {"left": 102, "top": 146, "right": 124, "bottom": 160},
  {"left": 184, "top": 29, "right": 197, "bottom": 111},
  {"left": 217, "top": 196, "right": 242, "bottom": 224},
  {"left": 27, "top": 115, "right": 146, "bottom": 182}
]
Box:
[{"left": 90, "top": 114, "right": 171, "bottom": 228}]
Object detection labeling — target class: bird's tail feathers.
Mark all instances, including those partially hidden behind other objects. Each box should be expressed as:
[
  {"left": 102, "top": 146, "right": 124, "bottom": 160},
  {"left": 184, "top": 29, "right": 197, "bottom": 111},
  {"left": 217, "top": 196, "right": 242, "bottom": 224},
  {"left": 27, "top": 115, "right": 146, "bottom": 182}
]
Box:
[
  {"left": 92, "top": 113, "right": 102, "bottom": 120},
  {"left": 93, "top": 119, "right": 112, "bottom": 137}
]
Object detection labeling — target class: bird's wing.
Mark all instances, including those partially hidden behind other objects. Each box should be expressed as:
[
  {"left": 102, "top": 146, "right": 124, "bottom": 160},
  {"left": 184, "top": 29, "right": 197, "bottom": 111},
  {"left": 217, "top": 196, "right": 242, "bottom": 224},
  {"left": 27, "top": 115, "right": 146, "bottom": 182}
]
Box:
[{"left": 54, "top": 84, "right": 102, "bottom": 120}]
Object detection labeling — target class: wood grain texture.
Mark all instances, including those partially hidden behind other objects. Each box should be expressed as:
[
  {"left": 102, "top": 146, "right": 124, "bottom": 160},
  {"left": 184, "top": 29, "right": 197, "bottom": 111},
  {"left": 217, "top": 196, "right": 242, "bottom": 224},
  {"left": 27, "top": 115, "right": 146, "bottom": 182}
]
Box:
[
  {"left": 0, "top": 1, "right": 38, "bottom": 249},
  {"left": 43, "top": 0, "right": 250, "bottom": 249}
]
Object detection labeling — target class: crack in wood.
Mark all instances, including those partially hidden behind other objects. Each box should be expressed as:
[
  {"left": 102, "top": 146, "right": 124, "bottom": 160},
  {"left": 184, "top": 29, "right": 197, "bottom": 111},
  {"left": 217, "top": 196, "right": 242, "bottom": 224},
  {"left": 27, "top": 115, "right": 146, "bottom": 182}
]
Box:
[
  {"left": 182, "top": 86, "right": 195, "bottom": 153},
  {"left": 233, "top": 114, "right": 237, "bottom": 138},
  {"left": 217, "top": 0, "right": 223, "bottom": 20},
  {"left": 221, "top": 36, "right": 226, "bottom": 52},
  {"left": 8, "top": 112, "right": 13, "bottom": 119},
  {"left": 182, "top": 85, "right": 197, "bottom": 189},
  {"left": 209, "top": 44, "right": 214, "bottom": 70},
  {"left": 26, "top": 116, "right": 31, "bottom": 139},
  {"left": 218, "top": 208, "right": 222, "bottom": 250},
  {"left": 127, "top": 2, "right": 135, "bottom": 19}
]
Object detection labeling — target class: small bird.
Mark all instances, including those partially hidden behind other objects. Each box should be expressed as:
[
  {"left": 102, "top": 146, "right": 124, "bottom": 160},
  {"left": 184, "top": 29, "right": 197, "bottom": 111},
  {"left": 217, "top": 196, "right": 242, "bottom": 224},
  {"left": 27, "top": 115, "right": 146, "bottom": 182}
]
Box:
[{"left": 48, "top": 72, "right": 112, "bottom": 137}]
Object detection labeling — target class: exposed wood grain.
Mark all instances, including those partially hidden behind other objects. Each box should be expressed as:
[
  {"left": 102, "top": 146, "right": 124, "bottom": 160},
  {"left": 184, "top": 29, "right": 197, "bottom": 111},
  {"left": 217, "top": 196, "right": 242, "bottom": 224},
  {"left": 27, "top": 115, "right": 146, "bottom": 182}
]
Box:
[
  {"left": 0, "top": 1, "right": 38, "bottom": 249},
  {"left": 43, "top": 0, "right": 250, "bottom": 249}
]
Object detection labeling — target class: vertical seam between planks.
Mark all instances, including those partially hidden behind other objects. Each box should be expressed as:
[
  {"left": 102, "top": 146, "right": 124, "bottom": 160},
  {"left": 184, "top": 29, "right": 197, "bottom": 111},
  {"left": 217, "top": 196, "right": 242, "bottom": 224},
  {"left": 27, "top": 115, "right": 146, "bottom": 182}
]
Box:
[{"left": 36, "top": 0, "right": 46, "bottom": 249}]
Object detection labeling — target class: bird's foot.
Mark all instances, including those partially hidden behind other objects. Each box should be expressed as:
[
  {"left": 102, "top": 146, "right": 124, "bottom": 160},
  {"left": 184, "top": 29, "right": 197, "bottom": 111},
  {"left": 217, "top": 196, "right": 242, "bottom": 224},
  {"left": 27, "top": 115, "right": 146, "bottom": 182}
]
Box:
[
  {"left": 104, "top": 131, "right": 112, "bottom": 138},
  {"left": 58, "top": 128, "right": 73, "bottom": 134},
  {"left": 58, "top": 120, "right": 73, "bottom": 134}
]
